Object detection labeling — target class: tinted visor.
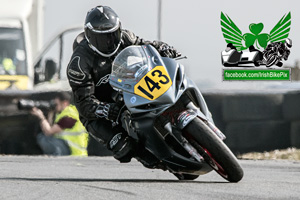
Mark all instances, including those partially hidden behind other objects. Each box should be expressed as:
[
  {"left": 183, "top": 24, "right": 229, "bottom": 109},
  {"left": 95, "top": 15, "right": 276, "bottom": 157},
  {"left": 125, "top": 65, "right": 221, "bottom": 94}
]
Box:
[{"left": 87, "top": 28, "right": 121, "bottom": 54}]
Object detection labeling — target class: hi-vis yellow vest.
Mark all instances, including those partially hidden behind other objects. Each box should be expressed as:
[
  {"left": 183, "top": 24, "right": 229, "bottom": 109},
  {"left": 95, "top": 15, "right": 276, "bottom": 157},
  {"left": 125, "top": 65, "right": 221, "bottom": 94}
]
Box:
[{"left": 54, "top": 105, "right": 88, "bottom": 156}]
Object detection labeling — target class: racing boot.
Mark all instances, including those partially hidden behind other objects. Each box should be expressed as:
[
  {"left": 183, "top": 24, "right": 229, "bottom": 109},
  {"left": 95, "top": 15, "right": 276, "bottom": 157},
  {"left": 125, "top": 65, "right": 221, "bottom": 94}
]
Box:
[{"left": 108, "top": 132, "right": 136, "bottom": 163}]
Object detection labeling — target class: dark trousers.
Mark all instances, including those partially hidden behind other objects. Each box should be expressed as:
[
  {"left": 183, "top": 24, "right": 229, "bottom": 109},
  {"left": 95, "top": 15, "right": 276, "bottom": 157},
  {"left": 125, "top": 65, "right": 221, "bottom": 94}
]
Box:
[
  {"left": 85, "top": 118, "right": 128, "bottom": 156},
  {"left": 86, "top": 118, "right": 119, "bottom": 145},
  {"left": 37, "top": 133, "right": 70, "bottom": 156}
]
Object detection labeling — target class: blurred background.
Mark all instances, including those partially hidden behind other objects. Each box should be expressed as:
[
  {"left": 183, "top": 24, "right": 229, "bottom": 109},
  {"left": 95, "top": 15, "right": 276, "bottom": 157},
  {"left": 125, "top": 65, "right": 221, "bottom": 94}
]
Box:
[
  {"left": 0, "top": 0, "right": 299, "bottom": 155},
  {"left": 43, "top": 0, "right": 300, "bottom": 89}
]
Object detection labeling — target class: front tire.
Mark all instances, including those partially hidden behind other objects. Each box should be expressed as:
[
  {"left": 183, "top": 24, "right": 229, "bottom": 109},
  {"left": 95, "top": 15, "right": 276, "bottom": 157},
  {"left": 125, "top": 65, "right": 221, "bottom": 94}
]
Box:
[
  {"left": 266, "top": 54, "right": 278, "bottom": 67},
  {"left": 183, "top": 118, "right": 244, "bottom": 182}
]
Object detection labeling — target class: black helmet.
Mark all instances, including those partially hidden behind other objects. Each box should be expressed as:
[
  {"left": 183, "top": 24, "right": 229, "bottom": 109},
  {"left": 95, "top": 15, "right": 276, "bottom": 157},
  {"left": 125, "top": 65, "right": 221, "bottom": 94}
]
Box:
[
  {"left": 84, "top": 6, "right": 122, "bottom": 57},
  {"left": 285, "top": 38, "right": 292, "bottom": 48}
]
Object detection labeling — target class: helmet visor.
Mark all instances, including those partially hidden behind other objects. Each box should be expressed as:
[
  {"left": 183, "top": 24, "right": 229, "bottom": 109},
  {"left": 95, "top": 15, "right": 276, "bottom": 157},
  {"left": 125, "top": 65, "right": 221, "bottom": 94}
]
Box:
[{"left": 86, "top": 28, "right": 121, "bottom": 54}]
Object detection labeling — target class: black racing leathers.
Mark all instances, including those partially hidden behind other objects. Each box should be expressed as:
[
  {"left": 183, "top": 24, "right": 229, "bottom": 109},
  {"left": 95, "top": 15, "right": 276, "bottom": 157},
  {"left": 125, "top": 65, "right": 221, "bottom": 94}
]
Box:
[
  {"left": 68, "top": 30, "right": 152, "bottom": 124},
  {"left": 67, "top": 29, "right": 172, "bottom": 150}
]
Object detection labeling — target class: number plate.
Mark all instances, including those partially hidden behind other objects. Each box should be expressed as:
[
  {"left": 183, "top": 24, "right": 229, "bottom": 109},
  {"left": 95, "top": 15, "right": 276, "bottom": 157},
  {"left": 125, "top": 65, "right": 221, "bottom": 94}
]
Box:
[{"left": 134, "top": 66, "right": 172, "bottom": 100}]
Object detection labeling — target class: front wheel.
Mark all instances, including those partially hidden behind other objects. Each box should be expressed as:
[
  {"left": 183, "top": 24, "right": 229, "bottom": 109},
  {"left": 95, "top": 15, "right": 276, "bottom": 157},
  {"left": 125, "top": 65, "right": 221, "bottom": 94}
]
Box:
[
  {"left": 183, "top": 118, "right": 244, "bottom": 182},
  {"left": 266, "top": 54, "right": 278, "bottom": 67}
]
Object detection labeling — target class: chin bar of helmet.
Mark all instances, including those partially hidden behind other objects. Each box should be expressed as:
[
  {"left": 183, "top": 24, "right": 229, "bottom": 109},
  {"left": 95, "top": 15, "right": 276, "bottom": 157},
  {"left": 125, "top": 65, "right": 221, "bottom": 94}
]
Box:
[{"left": 85, "top": 32, "right": 123, "bottom": 57}]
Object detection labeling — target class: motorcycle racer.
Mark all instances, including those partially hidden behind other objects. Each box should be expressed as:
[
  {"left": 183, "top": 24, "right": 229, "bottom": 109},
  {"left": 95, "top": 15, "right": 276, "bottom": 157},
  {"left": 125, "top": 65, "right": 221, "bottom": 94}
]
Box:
[
  {"left": 67, "top": 5, "right": 180, "bottom": 163},
  {"left": 262, "top": 38, "right": 292, "bottom": 67}
]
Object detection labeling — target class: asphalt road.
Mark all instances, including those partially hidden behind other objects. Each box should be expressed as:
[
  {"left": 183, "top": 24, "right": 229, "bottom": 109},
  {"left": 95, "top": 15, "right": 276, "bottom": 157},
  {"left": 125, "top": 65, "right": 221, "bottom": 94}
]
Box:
[{"left": 0, "top": 156, "right": 299, "bottom": 200}]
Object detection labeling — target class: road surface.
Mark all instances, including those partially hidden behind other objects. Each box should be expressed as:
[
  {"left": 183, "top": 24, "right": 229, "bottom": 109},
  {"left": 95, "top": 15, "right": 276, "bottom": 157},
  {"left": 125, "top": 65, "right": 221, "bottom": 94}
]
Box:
[{"left": 0, "top": 156, "right": 299, "bottom": 200}]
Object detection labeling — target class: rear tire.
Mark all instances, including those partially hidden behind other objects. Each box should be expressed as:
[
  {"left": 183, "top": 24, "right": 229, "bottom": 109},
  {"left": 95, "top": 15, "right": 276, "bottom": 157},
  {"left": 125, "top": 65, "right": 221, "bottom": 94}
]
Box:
[{"left": 183, "top": 118, "right": 244, "bottom": 182}]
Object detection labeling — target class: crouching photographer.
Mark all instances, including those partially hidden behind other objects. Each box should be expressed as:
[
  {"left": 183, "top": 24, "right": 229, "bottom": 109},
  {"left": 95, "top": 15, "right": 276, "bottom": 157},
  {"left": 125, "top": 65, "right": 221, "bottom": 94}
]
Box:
[{"left": 20, "top": 92, "right": 89, "bottom": 156}]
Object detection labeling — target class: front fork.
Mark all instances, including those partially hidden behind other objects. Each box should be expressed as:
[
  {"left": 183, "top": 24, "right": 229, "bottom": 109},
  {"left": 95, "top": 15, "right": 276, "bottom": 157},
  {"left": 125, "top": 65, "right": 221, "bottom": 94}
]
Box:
[
  {"left": 160, "top": 101, "right": 226, "bottom": 163},
  {"left": 175, "top": 102, "right": 226, "bottom": 141}
]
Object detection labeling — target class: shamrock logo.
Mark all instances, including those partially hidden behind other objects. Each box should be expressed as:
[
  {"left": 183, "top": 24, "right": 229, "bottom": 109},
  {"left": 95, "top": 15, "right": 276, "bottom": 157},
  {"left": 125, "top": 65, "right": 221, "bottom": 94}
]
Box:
[
  {"left": 243, "top": 23, "right": 269, "bottom": 49},
  {"left": 220, "top": 12, "right": 291, "bottom": 51}
]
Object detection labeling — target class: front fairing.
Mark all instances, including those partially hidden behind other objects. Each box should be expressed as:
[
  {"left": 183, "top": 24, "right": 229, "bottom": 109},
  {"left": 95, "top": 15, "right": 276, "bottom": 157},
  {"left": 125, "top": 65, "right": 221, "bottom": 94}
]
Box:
[
  {"left": 110, "top": 45, "right": 212, "bottom": 121},
  {"left": 110, "top": 45, "right": 180, "bottom": 114}
]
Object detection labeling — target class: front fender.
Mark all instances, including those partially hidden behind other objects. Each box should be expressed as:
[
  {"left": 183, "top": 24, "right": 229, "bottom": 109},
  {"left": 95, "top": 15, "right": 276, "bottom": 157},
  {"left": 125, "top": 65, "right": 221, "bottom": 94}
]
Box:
[
  {"left": 177, "top": 109, "right": 225, "bottom": 140},
  {"left": 176, "top": 109, "right": 208, "bottom": 130}
]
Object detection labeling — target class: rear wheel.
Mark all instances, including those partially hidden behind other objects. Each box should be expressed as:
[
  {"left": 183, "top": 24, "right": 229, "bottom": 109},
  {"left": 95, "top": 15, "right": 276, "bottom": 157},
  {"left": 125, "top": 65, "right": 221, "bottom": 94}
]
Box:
[
  {"left": 183, "top": 118, "right": 243, "bottom": 182},
  {"left": 254, "top": 61, "right": 260, "bottom": 67}
]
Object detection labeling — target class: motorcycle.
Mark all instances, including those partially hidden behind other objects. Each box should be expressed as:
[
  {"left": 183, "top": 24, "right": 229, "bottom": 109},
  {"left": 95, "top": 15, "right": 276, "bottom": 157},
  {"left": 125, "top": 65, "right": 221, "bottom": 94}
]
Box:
[
  {"left": 109, "top": 45, "right": 244, "bottom": 182},
  {"left": 263, "top": 44, "right": 289, "bottom": 67}
]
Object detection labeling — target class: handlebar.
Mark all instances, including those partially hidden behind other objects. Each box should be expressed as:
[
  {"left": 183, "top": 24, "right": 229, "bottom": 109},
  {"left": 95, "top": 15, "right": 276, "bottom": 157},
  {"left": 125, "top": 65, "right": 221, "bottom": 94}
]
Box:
[{"left": 175, "top": 56, "right": 188, "bottom": 60}]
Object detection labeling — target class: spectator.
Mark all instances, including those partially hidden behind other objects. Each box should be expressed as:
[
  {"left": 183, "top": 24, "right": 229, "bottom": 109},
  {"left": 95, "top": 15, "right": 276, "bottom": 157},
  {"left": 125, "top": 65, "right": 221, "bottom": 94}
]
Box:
[{"left": 31, "top": 92, "right": 88, "bottom": 156}]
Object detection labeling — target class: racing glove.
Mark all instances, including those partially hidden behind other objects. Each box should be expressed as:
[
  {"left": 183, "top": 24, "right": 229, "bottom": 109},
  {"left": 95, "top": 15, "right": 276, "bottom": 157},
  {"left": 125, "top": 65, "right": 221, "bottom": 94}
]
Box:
[
  {"left": 95, "top": 102, "right": 120, "bottom": 121},
  {"left": 153, "top": 41, "right": 181, "bottom": 58}
]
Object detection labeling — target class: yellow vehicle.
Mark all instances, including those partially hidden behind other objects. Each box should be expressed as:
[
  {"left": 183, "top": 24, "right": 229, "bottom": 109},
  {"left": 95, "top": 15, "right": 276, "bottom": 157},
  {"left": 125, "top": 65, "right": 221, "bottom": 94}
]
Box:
[
  {"left": 0, "top": 0, "right": 44, "bottom": 90},
  {"left": 0, "top": 0, "right": 81, "bottom": 90}
]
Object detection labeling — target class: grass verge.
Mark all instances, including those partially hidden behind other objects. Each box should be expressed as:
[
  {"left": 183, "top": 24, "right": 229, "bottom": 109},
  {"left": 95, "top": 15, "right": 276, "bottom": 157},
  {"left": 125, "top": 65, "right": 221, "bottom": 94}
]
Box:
[{"left": 238, "top": 148, "right": 300, "bottom": 160}]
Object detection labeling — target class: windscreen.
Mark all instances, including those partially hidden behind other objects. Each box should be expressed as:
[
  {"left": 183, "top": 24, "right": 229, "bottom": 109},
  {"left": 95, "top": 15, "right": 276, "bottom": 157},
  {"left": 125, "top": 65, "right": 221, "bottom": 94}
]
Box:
[
  {"left": 111, "top": 46, "right": 149, "bottom": 80},
  {"left": 0, "top": 28, "right": 26, "bottom": 75}
]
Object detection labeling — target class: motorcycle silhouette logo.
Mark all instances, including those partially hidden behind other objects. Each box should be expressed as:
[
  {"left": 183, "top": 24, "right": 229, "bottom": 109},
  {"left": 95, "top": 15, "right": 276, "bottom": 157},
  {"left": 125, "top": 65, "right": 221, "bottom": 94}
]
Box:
[{"left": 220, "top": 12, "right": 292, "bottom": 67}]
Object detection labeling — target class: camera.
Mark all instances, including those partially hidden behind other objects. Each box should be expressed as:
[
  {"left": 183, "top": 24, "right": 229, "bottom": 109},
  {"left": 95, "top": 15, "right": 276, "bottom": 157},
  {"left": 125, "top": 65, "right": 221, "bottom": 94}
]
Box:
[{"left": 18, "top": 99, "right": 56, "bottom": 111}]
